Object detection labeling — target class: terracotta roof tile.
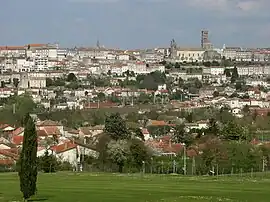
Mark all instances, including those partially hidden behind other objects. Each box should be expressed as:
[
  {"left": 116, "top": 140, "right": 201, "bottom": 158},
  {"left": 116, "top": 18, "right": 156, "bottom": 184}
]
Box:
[
  {"left": 12, "top": 127, "right": 24, "bottom": 136},
  {"left": 0, "top": 149, "right": 19, "bottom": 160},
  {"left": 0, "top": 159, "right": 15, "bottom": 165},
  {"left": 12, "top": 135, "right": 24, "bottom": 145},
  {"left": 43, "top": 126, "right": 61, "bottom": 135},
  {"left": 50, "top": 141, "right": 77, "bottom": 154}
]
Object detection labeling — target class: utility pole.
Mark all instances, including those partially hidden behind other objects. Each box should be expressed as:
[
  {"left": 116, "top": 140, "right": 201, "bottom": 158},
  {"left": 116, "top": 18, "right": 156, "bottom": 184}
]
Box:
[
  {"left": 12, "top": 103, "right": 16, "bottom": 114},
  {"left": 183, "top": 143, "right": 187, "bottom": 175},
  {"left": 192, "top": 156, "right": 195, "bottom": 175}
]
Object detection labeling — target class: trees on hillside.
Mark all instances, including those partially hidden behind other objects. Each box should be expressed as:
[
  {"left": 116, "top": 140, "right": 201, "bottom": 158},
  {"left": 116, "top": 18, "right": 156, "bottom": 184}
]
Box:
[
  {"left": 172, "top": 124, "right": 193, "bottom": 146},
  {"left": 221, "top": 121, "right": 251, "bottom": 141},
  {"left": 103, "top": 113, "right": 151, "bottom": 172},
  {"left": 67, "top": 73, "right": 77, "bottom": 82},
  {"left": 18, "top": 114, "right": 38, "bottom": 200},
  {"left": 231, "top": 66, "right": 239, "bottom": 83}
]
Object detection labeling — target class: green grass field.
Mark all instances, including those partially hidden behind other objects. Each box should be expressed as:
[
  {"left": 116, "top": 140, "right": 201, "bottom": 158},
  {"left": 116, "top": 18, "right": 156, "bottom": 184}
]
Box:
[{"left": 1, "top": 172, "right": 270, "bottom": 202}]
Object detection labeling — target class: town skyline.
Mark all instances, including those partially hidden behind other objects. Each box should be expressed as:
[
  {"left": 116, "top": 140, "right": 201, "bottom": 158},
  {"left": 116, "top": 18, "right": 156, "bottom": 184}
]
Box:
[{"left": 1, "top": 0, "right": 269, "bottom": 49}]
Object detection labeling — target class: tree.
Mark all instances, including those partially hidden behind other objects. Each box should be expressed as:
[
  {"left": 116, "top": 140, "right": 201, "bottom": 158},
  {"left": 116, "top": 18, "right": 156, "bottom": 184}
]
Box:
[
  {"left": 1, "top": 81, "right": 5, "bottom": 88},
  {"left": 243, "top": 105, "right": 250, "bottom": 115},
  {"left": 97, "top": 92, "right": 106, "bottom": 102},
  {"left": 67, "top": 73, "right": 77, "bottom": 82},
  {"left": 186, "top": 112, "right": 193, "bottom": 123},
  {"left": 194, "top": 78, "right": 203, "bottom": 89},
  {"left": 231, "top": 66, "right": 239, "bottom": 83},
  {"left": 19, "top": 114, "right": 38, "bottom": 201},
  {"left": 13, "top": 78, "right": 20, "bottom": 88},
  {"left": 46, "top": 78, "right": 53, "bottom": 87},
  {"left": 207, "top": 118, "right": 219, "bottom": 136},
  {"left": 107, "top": 139, "right": 129, "bottom": 173},
  {"left": 173, "top": 124, "right": 193, "bottom": 146},
  {"left": 129, "top": 139, "right": 149, "bottom": 170},
  {"left": 178, "top": 77, "right": 184, "bottom": 88},
  {"left": 39, "top": 150, "right": 58, "bottom": 173},
  {"left": 224, "top": 69, "right": 231, "bottom": 77},
  {"left": 221, "top": 121, "right": 251, "bottom": 141},
  {"left": 105, "top": 113, "right": 130, "bottom": 140},
  {"left": 175, "top": 62, "right": 180, "bottom": 69},
  {"left": 213, "top": 91, "right": 219, "bottom": 97}
]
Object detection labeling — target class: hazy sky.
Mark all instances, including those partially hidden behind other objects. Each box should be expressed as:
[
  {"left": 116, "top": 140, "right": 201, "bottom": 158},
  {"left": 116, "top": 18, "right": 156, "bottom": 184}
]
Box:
[{"left": 0, "top": 0, "right": 269, "bottom": 49}]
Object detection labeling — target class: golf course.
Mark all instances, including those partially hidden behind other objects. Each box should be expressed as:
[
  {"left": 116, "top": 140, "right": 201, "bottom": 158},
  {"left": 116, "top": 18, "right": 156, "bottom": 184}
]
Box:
[{"left": 0, "top": 172, "right": 269, "bottom": 202}]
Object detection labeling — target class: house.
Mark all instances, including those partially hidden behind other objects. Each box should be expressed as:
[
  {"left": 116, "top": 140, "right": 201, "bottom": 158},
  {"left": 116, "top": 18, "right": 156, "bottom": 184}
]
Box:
[
  {"left": 0, "top": 124, "right": 15, "bottom": 132},
  {"left": 0, "top": 149, "right": 19, "bottom": 167},
  {"left": 12, "top": 127, "right": 24, "bottom": 136},
  {"left": 37, "top": 120, "right": 64, "bottom": 135},
  {"left": 141, "top": 128, "right": 151, "bottom": 141},
  {"left": 12, "top": 135, "right": 24, "bottom": 146},
  {"left": 0, "top": 138, "right": 13, "bottom": 149},
  {"left": 51, "top": 141, "right": 78, "bottom": 167},
  {"left": 64, "top": 128, "right": 80, "bottom": 138},
  {"left": 80, "top": 125, "right": 104, "bottom": 137}
]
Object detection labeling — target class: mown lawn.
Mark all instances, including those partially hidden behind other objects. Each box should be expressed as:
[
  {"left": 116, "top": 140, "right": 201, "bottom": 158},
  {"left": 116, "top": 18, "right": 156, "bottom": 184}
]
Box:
[{"left": 1, "top": 172, "right": 270, "bottom": 202}]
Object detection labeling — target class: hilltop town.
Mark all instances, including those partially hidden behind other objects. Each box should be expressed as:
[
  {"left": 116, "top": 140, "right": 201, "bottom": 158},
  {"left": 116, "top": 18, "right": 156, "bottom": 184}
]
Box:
[{"left": 1, "top": 31, "right": 270, "bottom": 173}]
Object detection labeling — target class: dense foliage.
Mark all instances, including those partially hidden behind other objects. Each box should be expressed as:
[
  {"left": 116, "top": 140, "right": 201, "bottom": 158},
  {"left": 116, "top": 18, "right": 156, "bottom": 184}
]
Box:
[{"left": 18, "top": 114, "right": 38, "bottom": 200}]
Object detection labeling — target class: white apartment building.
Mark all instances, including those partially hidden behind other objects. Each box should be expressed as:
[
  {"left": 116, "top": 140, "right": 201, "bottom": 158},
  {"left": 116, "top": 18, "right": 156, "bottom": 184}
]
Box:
[
  {"left": 0, "top": 46, "right": 26, "bottom": 57},
  {"left": 16, "top": 58, "right": 33, "bottom": 72},
  {"left": 221, "top": 46, "right": 241, "bottom": 60},
  {"left": 203, "top": 67, "right": 225, "bottom": 75},
  {"left": 237, "top": 66, "right": 270, "bottom": 76},
  {"left": 235, "top": 50, "right": 253, "bottom": 62}
]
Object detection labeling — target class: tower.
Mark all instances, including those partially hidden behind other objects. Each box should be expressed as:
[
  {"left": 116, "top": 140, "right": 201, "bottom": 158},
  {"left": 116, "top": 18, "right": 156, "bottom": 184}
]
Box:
[
  {"left": 201, "top": 30, "right": 212, "bottom": 50},
  {"left": 169, "top": 39, "right": 177, "bottom": 59},
  {"left": 96, "top": 40, "right": 100, "bottom": 49}
]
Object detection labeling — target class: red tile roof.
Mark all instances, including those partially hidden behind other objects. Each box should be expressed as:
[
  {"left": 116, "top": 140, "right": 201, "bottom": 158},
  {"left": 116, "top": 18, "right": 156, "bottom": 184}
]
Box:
[
  {"left": 50, "top": 141, "right": 77, "bottom": 154},
  {"left": 37, "top": 130, "right": 47, "bottom": 137},
  {"left": 27, "top": 44, "right": 46, "bottom": 47},
  {"left": 141, "top": 128, "right": 149, "bottom": 135},
  {"left": 0, "top": 159, "right": 15, "bottom": 165},
  {"left": 12, "top": 136, "right": 24, "bottom": 145},
  {"left": 0, "top": 124, "right": 10, "bottom": 129},
  {"left": 43, "top": 126, "right": 61, "bottom": 135},
  {"left": 12, "top": 127, "right": 24, "bottom": 136},
  {"left": 0, "top": 149, "right": 19, "bottom": 160}
]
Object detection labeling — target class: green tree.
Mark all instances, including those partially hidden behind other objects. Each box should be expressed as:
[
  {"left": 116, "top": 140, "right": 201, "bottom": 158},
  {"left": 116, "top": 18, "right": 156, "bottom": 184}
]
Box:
[
  {"left": 18, "top": 114, "right": 38, "bottom": 200},
  {"left": 221, "top": 121, "right": 251, "bottom": 141},
  {"left": 129, "top": 139, "right": 149, "bottom": 170},
  {"left": 186, "top": 112, "right": 193, "bottom": 123},
  {"left": 178, "top": 77, "right": 184, "bottom": 88},
  {"left": 1, "top": 81, "right": 5, "bottom": 88},
  {"left": 231, "top": 66, "right": 239, "bottom": 83},
  {"left": 207, "top": 118, "right": 219, "bottom": 136},
  {"left": 213, "top": 91, "right": 219, "bottom": 97},
  {"left": 13, "top": 78, "right": 20, "bottom": 88},
  {"left": 175, "top": 62, "right": 180, "bottom": 69},
  {"left": 107, "top": 139, "right": 129, "bottom": 173},
  {"left": 46, "top": 78, "right": 53, "bottom": 87},
  {"left": 97, "top": 92, "right": 106, "bottom": 102},
  {"left": 67, "top": 73, "right": 77, "bottom": 82},
  {"left": 39, "top": 150, "right": 58, "bottom": 173},
  {"left": 105, "top": 113, "right": 130, "bottom": 140},
  {"left": 173, "top": 124, "right": 193, "bottom": 146}
]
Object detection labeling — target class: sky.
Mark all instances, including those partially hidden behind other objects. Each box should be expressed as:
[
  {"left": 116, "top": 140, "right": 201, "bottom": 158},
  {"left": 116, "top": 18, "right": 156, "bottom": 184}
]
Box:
[{"left": 0, "top": 0, "right": 269, "bottom": 49}]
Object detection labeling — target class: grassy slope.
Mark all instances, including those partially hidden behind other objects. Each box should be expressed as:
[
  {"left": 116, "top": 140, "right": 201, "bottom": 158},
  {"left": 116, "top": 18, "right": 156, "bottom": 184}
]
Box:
[{"left": 1, "top": 172, "right": 270, "bottom": 202}]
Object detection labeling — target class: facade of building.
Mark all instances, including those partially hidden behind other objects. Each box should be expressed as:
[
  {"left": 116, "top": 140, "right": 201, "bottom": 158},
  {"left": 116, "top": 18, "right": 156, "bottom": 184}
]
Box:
[{"left": 176, "top": 48, "right": 205, "bottom": 62}]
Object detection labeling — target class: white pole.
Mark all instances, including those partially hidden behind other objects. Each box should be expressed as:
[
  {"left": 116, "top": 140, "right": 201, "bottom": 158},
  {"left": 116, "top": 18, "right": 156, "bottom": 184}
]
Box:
[{"left": 183, "top": 143, "right": 187, "bottom": 175}]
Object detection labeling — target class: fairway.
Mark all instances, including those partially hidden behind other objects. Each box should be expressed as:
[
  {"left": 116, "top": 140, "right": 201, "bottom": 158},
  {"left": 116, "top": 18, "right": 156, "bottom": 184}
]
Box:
[{"left": 0, "top": 173, "right": 270, "bottom": 202}]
